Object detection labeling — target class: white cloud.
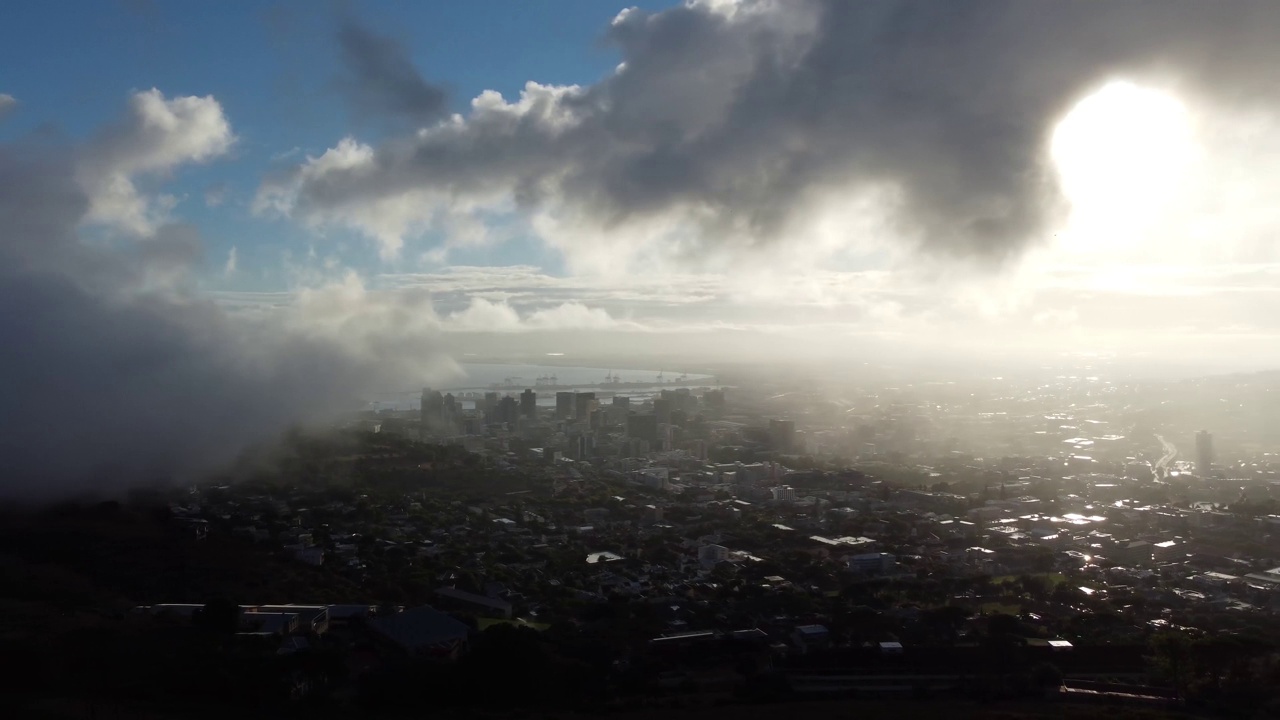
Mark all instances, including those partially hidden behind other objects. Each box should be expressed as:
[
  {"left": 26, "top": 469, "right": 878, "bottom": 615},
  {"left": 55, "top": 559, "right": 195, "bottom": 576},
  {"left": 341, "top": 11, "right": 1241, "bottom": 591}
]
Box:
[
  {"left": 441, "top": 296, "right": 629, "bottom": 333},
  {"left": 282, "top": 271, "right": 445, "bottom": 358},
  {"left": 0, "top": 93, "right": 17, "bottom": 119},
  {"left": 527, "top": 302, "right": 624, "bottom": 330},
  {"left": 224, "top": 246, "right": 237, "bottom": 276},
  {"left": 445, "top": 297, "right": 522, "bottom": 331},
  {"left": 80, "top": 89, "right": 235, "bottom": 235},
  {"left": 257, "top": 137, "right": 419, "bottom": 259},
  {"left": 256, "top": 110, "right": 546, "bottom": 261},
  {"left": 259, "top": 1, "right": 1280, "bottom": 277}
]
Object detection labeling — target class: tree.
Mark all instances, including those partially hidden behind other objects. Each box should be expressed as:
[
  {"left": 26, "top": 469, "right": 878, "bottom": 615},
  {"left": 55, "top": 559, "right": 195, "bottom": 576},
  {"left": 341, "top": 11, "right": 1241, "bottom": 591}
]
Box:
[
  {"left": 987, "top": 613, "right": 1020, "bottom": 639},
  {"left": 1150, "top": 631, "right": 1192, "bottom": 700},
  {"left": 923, "top": 605, "right": 970, "bottom": 643},
  {"left": 1017, "top": 574, "right": 1049, "bottom": 597},
  {"left": 1030, "top": 661, "right": 1062, "bottom": 690},
  {"left": 1029, "top": 547, "right": 1056, "bottom": 573}
]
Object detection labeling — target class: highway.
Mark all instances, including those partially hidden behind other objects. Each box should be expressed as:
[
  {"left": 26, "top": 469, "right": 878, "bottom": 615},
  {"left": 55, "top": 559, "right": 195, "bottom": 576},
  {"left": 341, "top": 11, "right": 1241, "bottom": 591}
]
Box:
[{"left": 1152, "top": 434, "right": 1178, "bottom": 480}]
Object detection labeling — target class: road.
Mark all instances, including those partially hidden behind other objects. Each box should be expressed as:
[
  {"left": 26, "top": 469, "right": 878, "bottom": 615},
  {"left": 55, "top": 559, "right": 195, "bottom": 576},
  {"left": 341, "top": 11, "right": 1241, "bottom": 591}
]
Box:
[{"left": 1153, "top": 434, "right": 1177, "bottom": 480}]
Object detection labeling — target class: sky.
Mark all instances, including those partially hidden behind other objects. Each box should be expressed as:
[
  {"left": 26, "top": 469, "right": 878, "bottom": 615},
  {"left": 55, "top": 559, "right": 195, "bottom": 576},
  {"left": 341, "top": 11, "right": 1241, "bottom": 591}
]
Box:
[
  {"left": 0, "top": 0, "right": 672, "bottom": 280},
  {"left": 3, "top": 0, "right": 1280, "bottom": 497}
]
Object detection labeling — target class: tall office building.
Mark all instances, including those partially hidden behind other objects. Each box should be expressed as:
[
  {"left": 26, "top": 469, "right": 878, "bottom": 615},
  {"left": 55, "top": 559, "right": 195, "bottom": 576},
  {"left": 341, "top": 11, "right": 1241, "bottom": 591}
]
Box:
[
  {"left": 520, "top": 389, "right": 537, "bottom": 419},
  {"left": 661, "top": 388, "right": 695, "bottom": 412},
  {"left": 481, "top": 392, "right": 499, "bottom": 421},
  {"left": 574, "top": 392, "right": 596, "bottom": 422},
  {"left": 420, "top": 388, "right": 445, "bottom": 437},
  {"left": 555, "top": 391, "right": 574, "bottom": 419},
  {"left": 442, "top": 393, "right": 460, "bottom": 434},
  {"left": 569, "top": 433, "right": 594, "bottom": 460},
  {"left": 703, "top": 389, "right": 726, "bottom": 413},
  {"left": 627, "top": 413, "right": 659, "bottom": 443},
  {"left": 653, "top": 397, "right": 671, "bottom": 425},
  {"left": 1196, "top": 430, "right": 1214, "bottom": 477},
  {"left": 497, "top": 396, "right": 519, "bottom": 425}
]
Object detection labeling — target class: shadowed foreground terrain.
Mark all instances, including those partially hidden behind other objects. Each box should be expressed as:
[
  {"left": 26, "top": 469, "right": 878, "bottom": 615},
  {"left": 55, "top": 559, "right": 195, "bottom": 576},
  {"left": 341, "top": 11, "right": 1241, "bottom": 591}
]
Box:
[{"left": 13, "top": 697, "right": 1196, "bottom": 720}]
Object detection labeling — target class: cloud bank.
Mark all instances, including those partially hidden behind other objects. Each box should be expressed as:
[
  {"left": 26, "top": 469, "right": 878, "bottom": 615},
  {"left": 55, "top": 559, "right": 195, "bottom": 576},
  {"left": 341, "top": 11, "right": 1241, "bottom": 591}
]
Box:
[
  {"left": 260, "top": 0, "right": 1280, "bottom": 270},
  {"left": 0, "top": 91, "right": 450, "bottom": 501}
]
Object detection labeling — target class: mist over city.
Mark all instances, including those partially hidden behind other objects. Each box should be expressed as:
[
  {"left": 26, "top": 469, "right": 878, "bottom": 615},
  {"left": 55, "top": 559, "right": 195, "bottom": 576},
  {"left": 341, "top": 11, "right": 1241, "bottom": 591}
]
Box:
[{"left": 4, "top": 1, "right": 1280, "bottom": 717}]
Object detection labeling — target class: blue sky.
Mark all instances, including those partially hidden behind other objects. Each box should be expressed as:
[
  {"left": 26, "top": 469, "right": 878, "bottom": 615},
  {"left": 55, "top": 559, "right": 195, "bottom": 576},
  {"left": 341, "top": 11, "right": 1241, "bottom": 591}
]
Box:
[{"left": 0, "top": 0, "right": 673, "bottom": 289}]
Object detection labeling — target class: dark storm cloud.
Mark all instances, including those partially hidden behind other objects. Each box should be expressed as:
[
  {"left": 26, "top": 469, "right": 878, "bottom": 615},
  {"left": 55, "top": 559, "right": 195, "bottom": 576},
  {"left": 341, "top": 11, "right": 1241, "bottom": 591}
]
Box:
[
  {"left": 0, "top": 98, "right": 445, "bottom": 501},
  {"left": 266, "top": 0, "right": 1280, "bottom": 263},
  {"left": 336, "top": 18, "right": 449, "bottom": 125}
]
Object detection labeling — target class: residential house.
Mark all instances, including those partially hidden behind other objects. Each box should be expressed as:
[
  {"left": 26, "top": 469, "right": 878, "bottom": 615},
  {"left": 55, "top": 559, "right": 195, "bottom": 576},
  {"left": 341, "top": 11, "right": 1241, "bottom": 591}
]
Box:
[
  {"left": 434, "top": 586, "right": 514, "bottom": 619},
  {"left": 791, "top": 624, "right": 831, "bottom": 654},
  {"left": 366, "top": 605, "right": 470, "bottom": 660}
]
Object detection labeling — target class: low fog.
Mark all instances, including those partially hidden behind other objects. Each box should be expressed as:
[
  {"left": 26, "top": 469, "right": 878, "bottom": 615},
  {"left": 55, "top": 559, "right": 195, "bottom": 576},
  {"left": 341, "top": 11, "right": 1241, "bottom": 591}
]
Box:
[{"left": 0, "top": 98, "right": 452, "bottom": 499}]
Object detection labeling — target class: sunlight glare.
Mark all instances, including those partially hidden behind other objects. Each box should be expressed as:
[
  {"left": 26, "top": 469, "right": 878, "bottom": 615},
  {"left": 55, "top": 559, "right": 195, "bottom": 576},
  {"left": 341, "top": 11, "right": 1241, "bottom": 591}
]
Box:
[{"left": 1051, "top": 81, "right": 1194, "bottom": 254}]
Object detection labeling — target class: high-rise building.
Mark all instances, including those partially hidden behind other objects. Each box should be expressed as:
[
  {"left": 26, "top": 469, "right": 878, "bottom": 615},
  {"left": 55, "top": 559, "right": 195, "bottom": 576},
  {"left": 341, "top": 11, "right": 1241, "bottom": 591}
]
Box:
[
  {"left": 481, "top": 392, "right": 499, "bottom": 421},
  {"left": 653, "top": 397, "right": 671, "bottom": 425},
  {"left": 440, "top": 393, "right": 460, "bottom": 435},
  {"left": 497, "top": 396, "right": 519, "bottom": 425},
  {"left": 555, "top": 392, "right": 574, "bottom": 419},
  {"left": 607, "top": 396, "right": 631, "bottom": 426},
  {"left": 627, "top": 413, "right": 658, "bottom": 443},
  {"left": 703, "top": 389, "right": 726, "bottom": 412},
  {"left": 682, "top": 439, "right": 708, "bottom": 462},
  {"left": 569, "top": 433, "right": 594, "bottom": 460},
  {"left": 574, "top": 392, "right": 596, "bottom": 422},
  {"left": 520, "top": 389, "right": 537, "bottom": 419},
  {"left": 420, "top": 388, "right": 445, "bottom": 437},
  {"left": 1196, "top": 430, "right": 1214, "bottom": 476},
  {"left": 662, "top": 388, "right": 695, "bottom": 412}
]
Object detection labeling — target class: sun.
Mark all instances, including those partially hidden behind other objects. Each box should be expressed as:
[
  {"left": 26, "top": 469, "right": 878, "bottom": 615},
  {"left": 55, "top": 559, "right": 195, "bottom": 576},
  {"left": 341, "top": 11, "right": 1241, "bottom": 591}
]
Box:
[{"left": 1050, "top": 80, "right": 1194, "bottom": 254}]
